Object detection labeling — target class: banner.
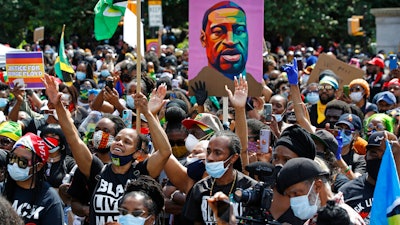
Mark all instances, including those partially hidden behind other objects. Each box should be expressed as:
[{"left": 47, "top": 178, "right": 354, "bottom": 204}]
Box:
[
  {"left": 148, "top": 0, "right": 163, "bottom": 27},
  {"left": 5, "top": 52, "right": 45, "bottom": 89},
  {"left": 188, "top": 0, "right": 264, "bottom": 97}
]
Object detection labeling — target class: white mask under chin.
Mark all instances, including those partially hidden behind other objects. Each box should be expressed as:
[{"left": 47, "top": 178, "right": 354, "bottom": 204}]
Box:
[{"left": 185, "top": 134, "right": 199, "bottom": 152}]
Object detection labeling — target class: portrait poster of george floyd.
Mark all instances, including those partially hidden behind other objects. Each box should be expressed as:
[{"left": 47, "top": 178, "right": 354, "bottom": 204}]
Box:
[{"left": 188, "top": 0, "right": 264, "bottom": 97}]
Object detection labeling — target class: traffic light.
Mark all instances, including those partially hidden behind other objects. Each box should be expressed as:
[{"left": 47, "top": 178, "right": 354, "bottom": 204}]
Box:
[{"left": 347, "top": 15, "right": 364, "bottom": 36}]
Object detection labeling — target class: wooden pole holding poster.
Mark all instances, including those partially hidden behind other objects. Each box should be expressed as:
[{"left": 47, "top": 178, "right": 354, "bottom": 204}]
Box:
[{"left": 136, "top": 0, "right": 142, "bottom": 133}]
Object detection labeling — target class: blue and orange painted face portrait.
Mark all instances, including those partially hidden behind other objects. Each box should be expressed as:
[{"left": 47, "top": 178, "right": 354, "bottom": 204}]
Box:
[{"left": 200, "top": 5, "right": 248, "bottom": 80}]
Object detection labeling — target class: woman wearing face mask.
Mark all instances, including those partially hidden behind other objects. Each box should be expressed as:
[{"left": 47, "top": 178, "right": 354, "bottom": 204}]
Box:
[
  {"left": 68, "top": 114, "right": 126, "bottom": 225},
  {"left": 105, "top": 175, "right": 164, "bottom": 225},
  {"left": 98, "top": 63, "right": 112, "bottom": 89},
  {"left": 4, "top": 133, "right": 64, "bottom": 224},
  {"left": 347, "top": 79, "right": 377, "bottom": 119},
  {"left": 44, "top": 74, "right": 171, "bottom": 225},
  {"left": 334, "top": 113, "right": 366, "bottom": 181},
  {"left": 59, "top": 83, "right": 89, "bottom": 128},
  {"left": 269, "top": 94, "right": 290, "bottom": 138},
  {"left": 74, "top": 61, "right": 94, "bottom": 89}
]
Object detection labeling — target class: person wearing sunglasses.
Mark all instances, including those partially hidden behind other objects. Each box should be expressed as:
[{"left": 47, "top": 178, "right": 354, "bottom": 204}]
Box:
[
  {"left": 104, "top": 175, "right": 164, "bottom": 225},
  {"left": 4, "top": 132, "right": 64, "bottom": 224},
  {"left": 334, "top": 113, "right": 366, "bottom": 182},
  {"left": 364, "top": 113, "right": 395, "bottom": 139},
  {"left": 348, "top": 79, "right": 378, "bottom": 119},
  {"left": 0, "top": 121, "right": 22, "bottom": 152},
  {"left": 308, "top": 71, "right": 339, "bottom": 128}
]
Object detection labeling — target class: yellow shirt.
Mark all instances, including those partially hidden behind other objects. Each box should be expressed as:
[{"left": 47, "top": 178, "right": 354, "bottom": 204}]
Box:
[{"left": 317, "top": 101, "right": 327, "bottom": 124}]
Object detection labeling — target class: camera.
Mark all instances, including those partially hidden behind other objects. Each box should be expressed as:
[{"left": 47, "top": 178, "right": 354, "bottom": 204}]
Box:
[
  {"left": 234, "top": 182, "right": 280, "bottom": 225},
  {"left": 234, "top": 182, "right": 272, "bottom": 210}
]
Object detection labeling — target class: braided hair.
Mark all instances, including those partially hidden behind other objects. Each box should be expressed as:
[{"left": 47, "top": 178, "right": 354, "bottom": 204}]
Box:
[{"left": 119, "top": 176, "right": 164, "bottom": 223}]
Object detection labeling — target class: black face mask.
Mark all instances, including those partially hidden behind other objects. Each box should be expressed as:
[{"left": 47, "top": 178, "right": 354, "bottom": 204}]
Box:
[
  {"left": 366, "top": 158, "right": 382, "bottom": 181},
  {"left": 187, "top": 160, "right": 205, "bottom": 182},
  {"left": 95, "top": 147, "right": 110, "bottom": 154}
]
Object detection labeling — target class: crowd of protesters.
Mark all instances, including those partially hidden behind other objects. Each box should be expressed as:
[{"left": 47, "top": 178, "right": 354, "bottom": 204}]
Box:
[{"left": 0, "top": 32, "right": 399, "bottom": 225}]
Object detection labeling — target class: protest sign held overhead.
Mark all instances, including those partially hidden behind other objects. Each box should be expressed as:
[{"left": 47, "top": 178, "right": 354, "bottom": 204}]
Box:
[{"left": 6, "top": 52, "right": 45, "bottom": 89}]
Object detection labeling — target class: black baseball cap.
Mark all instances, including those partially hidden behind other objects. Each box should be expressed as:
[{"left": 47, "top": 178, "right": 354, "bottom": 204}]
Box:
[
  {"left": 366, "top": 131, "right": 385, "bottom": 149},
  {"left": 276, "top": 158, "right": 329, "bottom": 195},
  {"left": 311, "top": 129, "right": 338, "bottom": 154}
]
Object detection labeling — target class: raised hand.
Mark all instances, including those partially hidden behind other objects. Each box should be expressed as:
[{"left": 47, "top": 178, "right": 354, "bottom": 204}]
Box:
[
  {"left": 133, "top": 92, "right": 149, "bottom": 114},
  {"left": 103, "top": 86, "right": 120, "bottom": 106},
  {"left": 43, "top": 74, "right": 62, "bottom": 105},
  {"left": 10, "top": 82, "right": 24, "bottom": 102},
  {"left": 335, "top": 130, "right": 343, "bottom": 160},
  {"left": 284, "top": 59, "right": 298, "bottom": 85},
  {"left": 148, "top": 83, "right": 168, "bottom": 115},
  {"left": 191, "top": 81, "right": 208, "bottom": 105},
  {"left": 225, "top": 75, "right": 248, "bottom": 108}
]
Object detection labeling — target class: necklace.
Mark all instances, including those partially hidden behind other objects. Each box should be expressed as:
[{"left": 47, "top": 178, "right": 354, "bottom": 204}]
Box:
[{"left": 209, "top": 170, "right": 237, "bottom": 197}]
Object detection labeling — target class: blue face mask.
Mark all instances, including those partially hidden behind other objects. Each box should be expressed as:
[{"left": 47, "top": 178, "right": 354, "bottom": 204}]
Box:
[
  {"left": 109, "top": 152, "right": 134, "bottom": 166},
  {"left": 76, "top": 71, "right": 86, "bottom": 81},
  {"left": 341, "top": 131, "right": 352, "bottom": 146},
  {"left": 0, "top": 98, "right": 8, "bottom": 108},
  {"left": 273, "top": 113, "right": 283, "bottom": 123},
  {"left": 7, "top": 163, "right": 32, "bottom": 181},
  {"left": 205, "top": 155, "right": 232, "bottom": 178},
  {"left": 119, "top": 214, "right": 149, "bottom": 225},
  {"left": 306, "top": 92, "right": 319, "bottom": 104},
  {"left": 126, "top": 95, "right": 135, "bottom": 109},
  {"left": 100, "top": 70, "right": 111, "bottom": 78}
]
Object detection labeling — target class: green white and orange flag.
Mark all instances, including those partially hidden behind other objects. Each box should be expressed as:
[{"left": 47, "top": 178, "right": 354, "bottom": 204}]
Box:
[
  {"left": 94, "top": 0, "right": 127, "bottom": 40},
  {"left": 54, "top": 25, "right": 74, "bottom": 85},
  {"left": 123, "top": 0, "right": 144, "bottom": 56}
]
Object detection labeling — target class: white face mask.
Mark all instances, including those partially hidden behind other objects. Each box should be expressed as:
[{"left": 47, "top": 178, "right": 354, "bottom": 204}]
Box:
[
  {"left": 186, "top": 157, "right": 200, "bottom": 165},
  {"left": 185, "top": 134, "right": 199, "bottom": 152},
  {"left": 290, "top": 181, "right": 319, "bottom": 220},
  {"left": 349, "top": 92, "right": 363, "bottom": 103}
]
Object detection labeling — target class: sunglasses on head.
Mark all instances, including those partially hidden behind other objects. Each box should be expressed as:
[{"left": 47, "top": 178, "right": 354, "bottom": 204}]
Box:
[
  {"left": 118, "top": 208, "right": 146, "bottom": 217},
  {"left": 0, "top": 137, "right": 14, "bottom": 146},
  {"left": 8, "top": 153, "right": 32, "bottom": 169}
]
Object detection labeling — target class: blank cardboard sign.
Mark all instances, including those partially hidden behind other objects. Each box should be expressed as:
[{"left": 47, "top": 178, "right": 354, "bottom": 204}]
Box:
[
  {"left": 34, "top": 27, "right": 45, "bottom": 43},
  {"left": 309, "top": 53, "right": 364, "bottom": 90}
]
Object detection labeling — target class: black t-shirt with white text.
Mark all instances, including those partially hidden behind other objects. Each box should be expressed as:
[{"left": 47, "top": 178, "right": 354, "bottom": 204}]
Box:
[
  {"left": 11, "top": 181, "right": 64, "bottom": 225},
  {"left": 88, "top": 156, "right": 149, "bottom": 225},
  {"left": 184, "top": 171, "right": 257, "bottom": 225},
  {"left": 339, "top": 174, "right": 374, "bottom": 223}
]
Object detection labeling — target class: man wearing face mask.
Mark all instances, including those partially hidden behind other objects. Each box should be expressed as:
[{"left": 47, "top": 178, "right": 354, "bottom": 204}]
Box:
[
  {"left": 184, "top": 131, "right": 257, "bottom": 225},
  {"left": 276, "top": 157, "right": 365, "bottom": 225},
  {"left": 339, "top": 131, "right": 396, "bottom": 222},
  {"left": 334, "top": 113, "right": 366, "bottom": 180},
  {"left": 182, "top": 113, "right": 223, "bottom": 153},
  {"left": 348, "top": 79, "right": 377, "bottom": 118}
]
